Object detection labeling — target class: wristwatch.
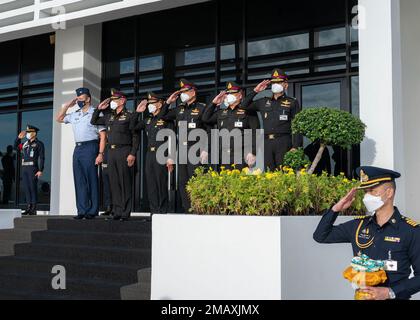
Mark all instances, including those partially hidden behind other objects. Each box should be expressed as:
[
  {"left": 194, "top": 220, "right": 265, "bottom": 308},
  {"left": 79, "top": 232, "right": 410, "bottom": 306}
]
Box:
[{"left": 388, "top": 288, "right": 396, "bottom": 300}]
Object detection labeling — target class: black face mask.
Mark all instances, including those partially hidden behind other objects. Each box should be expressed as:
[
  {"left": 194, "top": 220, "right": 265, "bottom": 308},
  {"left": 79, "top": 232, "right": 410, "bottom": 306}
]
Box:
[{"left": 77, "top": 100, "right": 87, "bottom": 109}]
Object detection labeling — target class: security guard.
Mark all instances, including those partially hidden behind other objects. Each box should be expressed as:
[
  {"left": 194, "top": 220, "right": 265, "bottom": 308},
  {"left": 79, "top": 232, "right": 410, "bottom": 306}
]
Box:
[
  {"left": 135, "top": 92, "right": 171, "bottom": 214},
  {"left": 202, "top": 82, "right": 258, "bottom": 171},
  {"left": 57, "top": 87, "right": 106, "bottom": 219},
  {"left": 242, "top": 69, "right": 300, "bottom": 171},
  {"left": 92, "top": 90, "right": 139, "bottom": 221},
  {"left": 162, "top": 79, "right": 208, "bottom": 213},
  {"left": 14, "top": 125, "right": 45, "bottom": 216},
  {"left": 313, "top": 166, "right": 420, "bottom": 300}
]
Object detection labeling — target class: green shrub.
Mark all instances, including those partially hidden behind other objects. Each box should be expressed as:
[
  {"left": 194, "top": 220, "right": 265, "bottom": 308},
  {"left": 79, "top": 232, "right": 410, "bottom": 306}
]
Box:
[
  {"left": 187, "top": 166, "right": 365, "bottom": 216},
  {"left": 283, "top": 148, "right": 311, "bottom": 171}
]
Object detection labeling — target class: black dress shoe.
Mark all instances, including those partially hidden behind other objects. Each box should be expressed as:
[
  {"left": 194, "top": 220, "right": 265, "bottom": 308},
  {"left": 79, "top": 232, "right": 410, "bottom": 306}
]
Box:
[
  {"left": 112, "top": 216, "right": 122, "bottom": 221},
  {"left": 101, "top": 207, "right": 113, "bottom": 216},
  {"left": 120, "top": 218, "right": 129, "bottom": 222},
  {"left": 85, "top": 215, "right": 96, "bottom": 220},
  {"left": 73, "top": 215, "right": 85, "bottom": 220}
]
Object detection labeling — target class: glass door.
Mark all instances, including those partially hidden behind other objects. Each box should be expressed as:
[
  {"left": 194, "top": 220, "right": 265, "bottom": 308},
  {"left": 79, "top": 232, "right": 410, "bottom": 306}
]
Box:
[{"left": 294, "top": 78, "right": 358, "bottom": 176}]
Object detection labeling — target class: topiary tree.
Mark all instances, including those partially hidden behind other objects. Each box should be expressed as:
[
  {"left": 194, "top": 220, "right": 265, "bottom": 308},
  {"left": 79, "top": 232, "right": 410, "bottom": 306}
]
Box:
[{"left": 291, "top": 107, "right": 366, "bottom": 175}]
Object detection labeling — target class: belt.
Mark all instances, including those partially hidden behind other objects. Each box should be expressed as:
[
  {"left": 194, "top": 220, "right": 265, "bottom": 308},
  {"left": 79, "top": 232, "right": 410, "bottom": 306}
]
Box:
[
  {"left": 76, "top": 139, "right": 98, "bottom": 147},
  {"left": 22, "top": 161, "right": 34, "bottom": 166},
  {"left": 110, "top": 144, "right": 130, "bottom": 149},
  {"left": 149, "top": 147, "right": 157, "bottom": 152},
  {"left": 265, "top": 133, "right": 288, "bottom": 140}
]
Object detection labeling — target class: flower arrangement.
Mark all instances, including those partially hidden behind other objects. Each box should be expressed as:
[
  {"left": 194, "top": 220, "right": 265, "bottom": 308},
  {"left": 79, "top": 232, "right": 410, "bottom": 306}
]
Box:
[{"left": 187, "top": 166, "right": 364, "bottom": 216}]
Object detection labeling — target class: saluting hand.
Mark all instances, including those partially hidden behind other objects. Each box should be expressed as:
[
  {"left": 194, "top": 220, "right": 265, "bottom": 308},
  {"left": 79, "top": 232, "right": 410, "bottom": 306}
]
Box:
[
  {"left": 64, "top": 98, "right": 78, "bottom": 109},
  {"left": 127, "top": 154, "right": 136, "bottom": 167},
  {"left": 332, "top": 188, "right": 357, "bottom": 213},
  {"left": 212, "top": 91, "right": 226, "bottom": 106},
  {"left": 98, "top": 98, "right": 111, "bottom": 110},
  {"left": 166, "top": 91, "right": 180, "bottom": 105},
  {"left": 136, "top": 99, "right": 148, "bottom": 113},
  {"left": 18, "top": 131, "right": 26, "bottom": 139},
  {"left": 254, "top": 80, "right": 271, "bottom": 93}
]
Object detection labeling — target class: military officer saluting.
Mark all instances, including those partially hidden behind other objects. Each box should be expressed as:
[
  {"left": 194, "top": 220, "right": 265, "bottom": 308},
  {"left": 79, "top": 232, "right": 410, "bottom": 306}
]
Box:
[
  {"left": 162, "top": 79, "right": 209, "bottom": 213},
  {"left": 135, "top": 92, "right": 171, "bottom": 214},
  {"left": 314, "top": 166, "right": 420, "bottom": 300},
  {"left": 242, "top": 69, "right": 299, "bottom": 171},
  {"left": 14, "top": 125, "right": 45, "bottom": 216},
  {"left": 92, "top": 90, "right": 139, "bottom": 221},
  {"left": 202, "top": 82, "right": 258, "bottom": 171}
]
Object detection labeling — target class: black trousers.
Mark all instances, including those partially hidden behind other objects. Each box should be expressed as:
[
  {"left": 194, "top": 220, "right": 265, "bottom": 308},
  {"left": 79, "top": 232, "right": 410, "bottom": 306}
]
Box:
[
  {"left": 108, "top": 146, "right": 133, "bottom": 219},
  {"left": 22, "top": 165, "right": 38, "bottom": 205},
  {"left": 178, "top": 163, "right": 198, "bottom": 213},
  {"left": 145, "top": 151, "right": 168, "bottom": 214},
  {"left": 2, "top": 179, "right": 13, "bottom": 204},
  {"left": 264, "top": 135, "right": 292, "bottom": 171}
]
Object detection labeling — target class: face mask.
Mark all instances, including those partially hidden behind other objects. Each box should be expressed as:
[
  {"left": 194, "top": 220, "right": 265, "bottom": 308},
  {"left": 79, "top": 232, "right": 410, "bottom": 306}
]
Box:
[
  {"left": 226, "top": 94, "right": 237, "bottom": 106},
  {"left": 148, "top": 104, "right": 157, "bottom": 114},
  {"left": 272, "top": 83, "right": 284, "bottom": 94},
  {"left": 110, "top": 101, "right": 118, "bottom": 110},
  {"left": 26, "top": 133, "right": 33, "bottom": 140},
  {"left": 77, "top": 101, "right": 86, "bottom": 109},
  {"left": 363, "top": 193, "right": 385, "bottom": 213},
  {"left": 180, "top": 93, "right": 190, "bottom": 103}
]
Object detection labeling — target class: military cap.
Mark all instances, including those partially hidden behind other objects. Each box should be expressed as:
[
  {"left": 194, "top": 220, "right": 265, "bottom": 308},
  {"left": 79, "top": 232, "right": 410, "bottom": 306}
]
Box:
[
  {"left": 355, "top": 166, "right": 401, "bottom": 189},
  {"left": 146, "top": 92, "right": 164, "bottom": 104},
  {"left": 271, "top": 69, "right": 289, "bottom": 83},
  {"left": 178, "top": 79, "right": 196, "bottom": 92},
  {"left": 75, "top": 87, "right": 91, "bottom": 97},
  {"left": 26, "top": 124, "right": 40, "bottom": 133},
  {"left": 225, "top": 81, "right": 242, "bottom": 94},
  {"left": 110, "top": 88, "right": 127, "bottom": 100}
]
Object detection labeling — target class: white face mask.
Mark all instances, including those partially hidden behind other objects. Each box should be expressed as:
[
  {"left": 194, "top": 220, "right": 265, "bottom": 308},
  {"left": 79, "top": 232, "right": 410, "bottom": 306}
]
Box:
[
  {"left": 148, "top": 104, "right": 157, "bottom": 114},
  {"left": 363, "top": 193, "right": 385, "bottom": 214},
  {"left": 180, "top": 93, "right": 190, "bottom": 103},
  {"left": 272, "top": 83, "right": 284, "bottom": 94},
  {"left": 26, "top": 133, "right": 33, "bottom": 140},
  {"left": 226, "top": 94, "right": 237, "bottom": 106},
  {"left": 110, "top": 101, "right": 119, "bottom": 110}
]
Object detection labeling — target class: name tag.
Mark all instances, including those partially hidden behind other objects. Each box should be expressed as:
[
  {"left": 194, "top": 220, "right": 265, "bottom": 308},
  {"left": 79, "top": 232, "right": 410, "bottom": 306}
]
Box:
[
  {"left": 235, "top": 121, "right": 243, "bottom": 128},
  {"left": 384, "top": 260, "right": 398, "bottom": 272},
  {"left": 188, "top": 123, "right": 196, "bottom": 129},
  {"left": 280, "top": 115, "right": 288, "bottom": 121}
]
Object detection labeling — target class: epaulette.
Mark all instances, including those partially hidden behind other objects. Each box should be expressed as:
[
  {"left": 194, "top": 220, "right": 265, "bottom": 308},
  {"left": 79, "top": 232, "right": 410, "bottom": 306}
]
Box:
[
  {"left": 354, "top": 215, "right": 369, "bottom": 220},
  {"left": 403, "top": 217, "right": 419, "bottom": 227}
]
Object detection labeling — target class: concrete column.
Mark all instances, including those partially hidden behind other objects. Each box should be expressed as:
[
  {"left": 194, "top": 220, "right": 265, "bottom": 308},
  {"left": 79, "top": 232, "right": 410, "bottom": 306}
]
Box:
[
  {"left": 358, "top": 0, "right": 406, "bottom": 212},
  {"left": 50, "top": 24, "right": 102, "bottom": 215},
  {"left": 399, "top": 0, "right": 420, "bottom": 220}
]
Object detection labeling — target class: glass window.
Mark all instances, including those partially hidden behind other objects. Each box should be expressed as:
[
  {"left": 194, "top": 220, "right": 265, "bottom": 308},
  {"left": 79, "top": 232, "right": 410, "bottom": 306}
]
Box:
[
  {"left": 302, "top": 82, "right": 341, "bottom": 108},
  {"left": 0, "top": 113, "right": 17, "bottom": 208},
  {"left": 139, "top": 54, "right": 163, "bottom": 72},
  {"left": 351, "top": 76, "right": 359, "bottom": 116},
  {"left": 315, "top": 27, "right": 346, "bottom": 47},
  {"left": 248, "top": 33, "right": 309, "bottom": 57},
  {"left": 176, "top": 47, "right": 215, "bottom": 66},
  {"left": 19, "top": 109, "right": 53, "bottom": 206}
]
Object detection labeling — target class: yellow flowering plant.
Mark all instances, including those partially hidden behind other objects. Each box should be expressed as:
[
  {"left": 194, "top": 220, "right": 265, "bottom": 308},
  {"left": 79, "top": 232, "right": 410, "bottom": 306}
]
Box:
[{"left": 187, "top": 166, "right": 364, "bottom": 216}]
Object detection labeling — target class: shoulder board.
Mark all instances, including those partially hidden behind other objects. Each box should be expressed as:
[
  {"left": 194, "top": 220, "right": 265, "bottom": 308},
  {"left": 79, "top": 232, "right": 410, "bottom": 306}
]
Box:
[
  {"left": 353, "top": 215, "right": 369, "bottom": 220},
  {"left": 403, "top": 217, "right": 419, "bottom": 227}
]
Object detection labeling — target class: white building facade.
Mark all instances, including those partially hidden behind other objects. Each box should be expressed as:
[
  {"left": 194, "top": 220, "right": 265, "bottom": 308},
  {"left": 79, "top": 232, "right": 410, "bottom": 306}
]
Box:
[{"left": 0, "top": 0, "right": 419, "bottom": 221}]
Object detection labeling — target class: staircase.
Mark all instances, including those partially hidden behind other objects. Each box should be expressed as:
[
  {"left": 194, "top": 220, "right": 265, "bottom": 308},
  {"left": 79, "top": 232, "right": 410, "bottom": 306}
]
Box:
[{"left": 0, "top": 216, "right": 152, "bottom": 300}]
